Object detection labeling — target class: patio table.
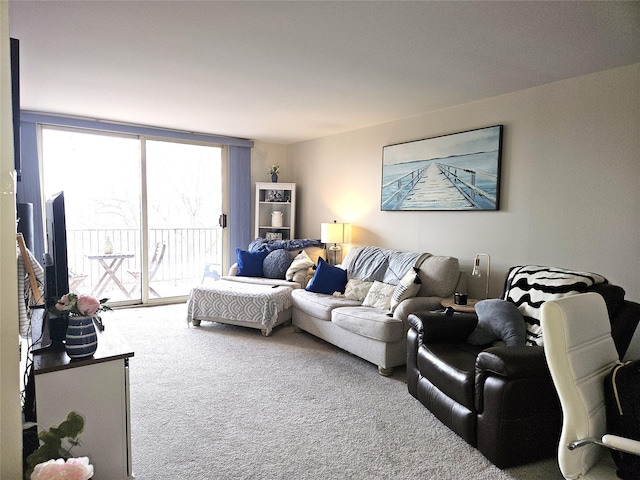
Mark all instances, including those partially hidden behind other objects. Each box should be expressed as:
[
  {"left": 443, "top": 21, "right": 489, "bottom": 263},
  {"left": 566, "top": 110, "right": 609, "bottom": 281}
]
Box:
[{"left": 87, "top": 252, "right": 135, "bottom": 298}]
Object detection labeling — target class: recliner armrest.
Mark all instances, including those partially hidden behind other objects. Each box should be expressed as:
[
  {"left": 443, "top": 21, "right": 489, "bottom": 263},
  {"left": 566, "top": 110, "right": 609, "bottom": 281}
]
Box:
[
  {"left": 474, "top": 346, "right": 551, "bottom": 413},
  {"left": 476, "top": 346, "right": 549, "bottom": 379},
  {"left": 408, "top": 311, "right": 478, "bottom": 343}
]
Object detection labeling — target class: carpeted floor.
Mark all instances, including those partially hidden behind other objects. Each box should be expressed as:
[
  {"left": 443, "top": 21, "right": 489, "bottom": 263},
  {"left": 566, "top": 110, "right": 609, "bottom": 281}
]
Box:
[{"left": 110, "top": 303, "right": 564, "bottom": 480}]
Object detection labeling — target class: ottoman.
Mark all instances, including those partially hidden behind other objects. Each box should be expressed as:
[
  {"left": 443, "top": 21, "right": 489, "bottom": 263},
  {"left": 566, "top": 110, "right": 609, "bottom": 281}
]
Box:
[{"left": 186, "top": 280, "right": 293, "bottom": 336}]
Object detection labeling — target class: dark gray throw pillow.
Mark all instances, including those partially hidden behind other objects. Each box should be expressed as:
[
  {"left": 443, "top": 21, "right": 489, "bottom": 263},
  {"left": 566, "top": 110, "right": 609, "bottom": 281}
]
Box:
[
  {"left": 262, "top": 249, "right": 293, "bottom": 279},
  {"left": 467, "top": 299, "right": 526, "bottom": 347}
]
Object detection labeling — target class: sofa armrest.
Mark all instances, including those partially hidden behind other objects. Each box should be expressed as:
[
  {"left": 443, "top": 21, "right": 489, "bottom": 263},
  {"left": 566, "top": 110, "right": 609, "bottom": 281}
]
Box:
[
  {"left": 228, "top": 263, "right": 239, "bottom": 276},
  {"left": 408, "top": 310, "right": 478, "bottom": 343},
  {"left": 474, "top": 346, "right": 551, "bottom": 412},
  {"left": 394, "top": 296, "right": 445, "bottom": 322}
]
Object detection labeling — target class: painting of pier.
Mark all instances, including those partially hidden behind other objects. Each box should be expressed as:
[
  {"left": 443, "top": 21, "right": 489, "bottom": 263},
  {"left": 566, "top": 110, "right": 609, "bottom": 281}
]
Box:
[{"left": 381, "top": 125, "right": 503, "bottom": 211}]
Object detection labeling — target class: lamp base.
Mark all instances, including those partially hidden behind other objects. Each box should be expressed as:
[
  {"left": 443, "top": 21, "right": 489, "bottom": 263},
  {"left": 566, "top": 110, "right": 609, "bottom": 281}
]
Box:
[{"left": 328, "top": 245, "right": 342, "bottom": 266}]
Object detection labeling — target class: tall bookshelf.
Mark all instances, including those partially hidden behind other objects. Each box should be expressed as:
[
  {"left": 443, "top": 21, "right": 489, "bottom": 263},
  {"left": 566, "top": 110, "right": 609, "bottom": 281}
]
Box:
[{"left": 255, "top": 182, "right": 296, "bottom": 240}]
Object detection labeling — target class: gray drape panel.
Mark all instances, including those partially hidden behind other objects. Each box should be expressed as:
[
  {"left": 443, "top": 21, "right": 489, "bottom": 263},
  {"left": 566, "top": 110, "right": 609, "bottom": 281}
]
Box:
[{"left": 228, "top": 145, "right": 252, "bottom": 259}]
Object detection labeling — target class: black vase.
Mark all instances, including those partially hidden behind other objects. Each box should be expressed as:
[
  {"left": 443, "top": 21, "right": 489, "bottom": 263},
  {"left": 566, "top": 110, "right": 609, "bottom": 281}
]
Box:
[{"left": 271, "top": 173, "right": 278, "bottom": 183}]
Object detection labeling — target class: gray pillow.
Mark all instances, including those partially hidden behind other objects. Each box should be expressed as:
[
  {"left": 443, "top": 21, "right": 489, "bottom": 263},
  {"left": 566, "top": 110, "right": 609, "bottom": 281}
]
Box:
[
  {"left": 467, "top": 299, "right": 526, "bottom": 347},
  {"left": 262, "top": 249, "right": 293, "bottom": 279}
]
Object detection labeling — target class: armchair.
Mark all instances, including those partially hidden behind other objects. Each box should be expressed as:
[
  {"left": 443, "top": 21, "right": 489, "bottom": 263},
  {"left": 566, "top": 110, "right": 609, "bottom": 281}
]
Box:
[
  {"left": 407, "top": 265, "right": 640, "bottom": 469},
  {"left": 541, "top": 293, "right": 640, "bottom": 479}
]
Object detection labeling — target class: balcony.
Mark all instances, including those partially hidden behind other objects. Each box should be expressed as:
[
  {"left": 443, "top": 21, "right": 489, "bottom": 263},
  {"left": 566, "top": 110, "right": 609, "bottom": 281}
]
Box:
[{"left": 66, "top": 227, "right": 223, "bottom": 301}]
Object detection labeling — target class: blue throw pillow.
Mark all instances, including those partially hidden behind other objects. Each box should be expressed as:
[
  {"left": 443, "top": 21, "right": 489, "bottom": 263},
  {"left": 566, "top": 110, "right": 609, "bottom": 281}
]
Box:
[
  {"left": 236, "top": 248, "right": 268, "bottom": 277},
  {"left": 305, "top": 257, "right": 348, "bottom": 295}
]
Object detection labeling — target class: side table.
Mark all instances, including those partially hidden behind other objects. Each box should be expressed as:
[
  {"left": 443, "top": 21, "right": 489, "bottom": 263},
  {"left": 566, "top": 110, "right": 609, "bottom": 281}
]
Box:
[{"left": 441, "top": 297, "right": 480, "bottom": 313}]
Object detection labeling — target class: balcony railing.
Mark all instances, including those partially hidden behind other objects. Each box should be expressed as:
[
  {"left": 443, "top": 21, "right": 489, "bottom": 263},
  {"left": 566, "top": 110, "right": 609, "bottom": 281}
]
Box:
[{"left": 66, "top": 227, "right": 223, "bottom": 299}]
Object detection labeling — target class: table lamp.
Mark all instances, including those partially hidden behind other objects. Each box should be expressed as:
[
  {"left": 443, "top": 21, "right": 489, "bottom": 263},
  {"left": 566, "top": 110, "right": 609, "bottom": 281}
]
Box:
[
  {"left": 471, "top": 253, "right": 491, "bottom": 299},
  {"left": 321, "top": 220, "right": 351, "bottom": 265}
]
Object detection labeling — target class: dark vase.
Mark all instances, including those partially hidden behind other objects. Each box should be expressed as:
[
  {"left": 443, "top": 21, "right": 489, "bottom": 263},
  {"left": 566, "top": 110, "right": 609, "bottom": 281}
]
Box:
[
  {"left": 65, "top": 316, "right": 98, "bottom": 359},
  {"left": 271, "top": 173, "right": 278, "bottom": 183}
]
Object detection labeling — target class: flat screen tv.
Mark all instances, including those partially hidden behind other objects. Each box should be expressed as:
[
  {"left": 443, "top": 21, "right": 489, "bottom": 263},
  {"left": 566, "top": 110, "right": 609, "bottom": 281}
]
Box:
[
  {"left": 44, "top": 191, "right": 69, "bottom": 342},
  {"left": 10, "top": 37, "right": 20, "bottom": 179}
]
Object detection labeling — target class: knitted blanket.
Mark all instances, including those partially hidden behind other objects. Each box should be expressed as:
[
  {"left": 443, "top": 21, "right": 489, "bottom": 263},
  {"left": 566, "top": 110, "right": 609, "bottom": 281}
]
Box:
[
  {"left": 248, "top": 238, "right": 323, "bottom": 253},
  {"left": 503, "top": 265, "right": 607, "bottom": 346}
]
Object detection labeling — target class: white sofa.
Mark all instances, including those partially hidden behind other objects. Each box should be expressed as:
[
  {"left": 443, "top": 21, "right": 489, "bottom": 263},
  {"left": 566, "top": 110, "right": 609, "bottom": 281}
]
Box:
[{"left": 292, "top": 246, "right": 464, "bottom": 375}]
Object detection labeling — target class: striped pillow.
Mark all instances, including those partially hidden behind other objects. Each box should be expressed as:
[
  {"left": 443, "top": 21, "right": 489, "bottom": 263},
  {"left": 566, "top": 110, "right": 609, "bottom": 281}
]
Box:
[{"left": 390, "top": 267, "right": 422, "bottom": 313}]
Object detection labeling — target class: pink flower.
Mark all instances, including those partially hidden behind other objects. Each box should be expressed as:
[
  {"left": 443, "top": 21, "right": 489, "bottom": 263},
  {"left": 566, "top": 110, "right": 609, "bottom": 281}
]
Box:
[
  {"left": 31, "top": 457, "right": 94, "bottom": 480},
  {"left": 76, "top": 295, "right": 100, "bottom": 316},
  {"left": 54, "top": 294, "right": 74, "bottom": 312}
]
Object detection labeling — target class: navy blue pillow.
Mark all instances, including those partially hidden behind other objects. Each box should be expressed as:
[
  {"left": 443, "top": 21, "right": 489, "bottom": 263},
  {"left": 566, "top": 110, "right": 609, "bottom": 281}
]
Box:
[
  {"left": 306, "top": 257, "right": 348, "bottom": 295},
  {"left": 236, "top": 248, "right": 268, "bottom": 277}
]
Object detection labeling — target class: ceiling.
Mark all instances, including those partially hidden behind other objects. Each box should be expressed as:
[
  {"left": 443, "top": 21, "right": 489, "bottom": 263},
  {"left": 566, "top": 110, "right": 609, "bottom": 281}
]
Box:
[{"left": 8, "top": 1, "right": 640, "bottom": 145}]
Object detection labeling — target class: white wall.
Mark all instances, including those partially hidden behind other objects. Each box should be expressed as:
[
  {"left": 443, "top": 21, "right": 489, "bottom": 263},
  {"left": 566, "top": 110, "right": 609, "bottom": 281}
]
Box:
[
  {"left": 1, "top": 1, "right": 23, "bottom": 475},
  {"left": 286, "top": 64, "right": 640, "bottom": 302}
]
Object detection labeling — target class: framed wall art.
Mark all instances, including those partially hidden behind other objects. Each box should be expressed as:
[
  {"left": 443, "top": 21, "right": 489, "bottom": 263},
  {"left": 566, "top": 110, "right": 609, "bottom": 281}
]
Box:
[{"left": 381, "top": 125, "right": 503, "bottom": 211}]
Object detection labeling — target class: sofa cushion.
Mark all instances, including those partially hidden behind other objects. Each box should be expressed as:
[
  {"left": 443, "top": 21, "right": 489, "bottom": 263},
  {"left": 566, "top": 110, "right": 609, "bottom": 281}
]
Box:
[
  {"left": 417, "top": 255, "right": 460, "bottom": 298},
  {"left": 332, "top": 306, "right": 404, "bottom": 342},
  {"left": 362, "top": 281, "right": 396, "bottom": 310},
  {"left": 467, "top": 299, "right": 526, "bottom": 347},
  {"left": 221, "top": 275, "right": 303, "bottom": 288},
  {"left": 236, "top": 248, "right": 268, "bottom": 277},
  {"left": 262, "top": 249, "right": 293, "bottom": 279},
  {"left": 291, "top": 289, "right": 361, "bottom": 320},
  {"left": 343, "top": 279, "right": 373, "bottom": 301},
  {"left": 390, "top": 267, "right": 421, "bottom": 313},
  {"left": 306, "top": 258, "right": 348, "bottom": 295}
]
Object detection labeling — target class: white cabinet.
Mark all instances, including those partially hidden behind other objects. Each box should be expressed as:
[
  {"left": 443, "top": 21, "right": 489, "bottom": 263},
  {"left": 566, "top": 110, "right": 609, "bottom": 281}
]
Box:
[
  {"left": 34, "top": 332, "right": 134, "bottom": 479},
  {"left": 255, "top": 182, "right": 296, "bottom": 240}
]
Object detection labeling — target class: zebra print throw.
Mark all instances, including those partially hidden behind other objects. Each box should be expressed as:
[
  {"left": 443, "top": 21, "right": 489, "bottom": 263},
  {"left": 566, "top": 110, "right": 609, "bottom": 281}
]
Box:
[{"left": 503, "top": 265, "right": 607, "bottom": 346}]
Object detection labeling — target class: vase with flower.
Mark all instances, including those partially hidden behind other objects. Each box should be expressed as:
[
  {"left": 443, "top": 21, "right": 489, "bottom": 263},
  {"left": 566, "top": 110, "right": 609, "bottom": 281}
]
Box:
[
  {"left": 268, "top": 164, "right": 280, "bottom": 182},
  {"left": 51, "top": 293, "right": 111, "bottom": 359}
]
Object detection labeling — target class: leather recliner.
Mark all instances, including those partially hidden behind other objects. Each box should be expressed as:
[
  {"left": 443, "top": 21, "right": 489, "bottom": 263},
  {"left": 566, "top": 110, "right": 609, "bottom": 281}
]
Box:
[{"left": 407, "top": 270, "right": 640, "bottom": 469}]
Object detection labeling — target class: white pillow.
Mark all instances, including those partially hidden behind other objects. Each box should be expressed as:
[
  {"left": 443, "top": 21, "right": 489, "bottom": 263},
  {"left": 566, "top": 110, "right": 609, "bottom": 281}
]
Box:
[
  {"left": 344, "top": 279, "right": 374, "bottom": 301},
  {"left": 362, "top": 281, "right": 396, "bottom": 310},
  {"left": 285, "top": 250, "right": 315, "bottom": 281},
  {"left": 389, "top": 267, "right": 422, "bottom": 313}
]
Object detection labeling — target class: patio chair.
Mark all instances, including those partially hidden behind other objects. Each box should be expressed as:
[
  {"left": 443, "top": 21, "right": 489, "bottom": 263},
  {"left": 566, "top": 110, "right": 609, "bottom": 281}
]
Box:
[
  {"left": 128, "top": 243, "right": 166, "bottom": 297},
  {"left": 68, "top": 269, "right": 87, "bottom": 294},
  {"left": 201, "top": 262, "right": 221, "bottom": 283}
]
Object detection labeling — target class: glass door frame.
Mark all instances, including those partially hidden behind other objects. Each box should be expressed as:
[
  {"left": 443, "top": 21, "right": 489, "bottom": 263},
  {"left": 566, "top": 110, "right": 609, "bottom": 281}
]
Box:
[{"left": 39, "top": 125, "right": 228, "bottom": 307}]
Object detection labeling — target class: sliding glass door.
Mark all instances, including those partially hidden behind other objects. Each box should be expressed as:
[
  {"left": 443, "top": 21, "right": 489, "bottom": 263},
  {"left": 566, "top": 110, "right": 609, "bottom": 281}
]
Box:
[
  {"left": 144, "top": 139, "right": 222, "bottom": 299},
  {"left": 41, "top": 127, "right": 223, "bottom": 305}
]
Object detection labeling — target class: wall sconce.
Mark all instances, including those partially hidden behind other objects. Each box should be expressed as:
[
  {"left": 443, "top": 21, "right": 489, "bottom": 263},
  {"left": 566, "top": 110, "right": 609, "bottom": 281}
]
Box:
[
  {"left": 320, "top": 220, "right": 351, "bottom": 265},
  {"left": 471, "top": 253, "right": 491, "bottom": 299}
]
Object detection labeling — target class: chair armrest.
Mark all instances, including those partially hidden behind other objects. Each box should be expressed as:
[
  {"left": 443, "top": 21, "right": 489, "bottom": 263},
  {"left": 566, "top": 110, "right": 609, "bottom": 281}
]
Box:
[
  {"left": 476, "top": 346, "right": 549, "bottom": 379},
  {"left": 408, "top": 310, "right": 478, "bottom": 343},
  {"left": 603, "top": 434, "right": 640, "bottom": 455},
  {"left": 475, "top": 345, "right": 552, "bottom": 414}
]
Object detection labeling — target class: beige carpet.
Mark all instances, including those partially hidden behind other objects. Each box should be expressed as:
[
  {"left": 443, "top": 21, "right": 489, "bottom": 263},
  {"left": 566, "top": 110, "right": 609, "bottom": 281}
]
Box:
[{"left": 109, "top": 303, "right": 564, "bottom": 480}]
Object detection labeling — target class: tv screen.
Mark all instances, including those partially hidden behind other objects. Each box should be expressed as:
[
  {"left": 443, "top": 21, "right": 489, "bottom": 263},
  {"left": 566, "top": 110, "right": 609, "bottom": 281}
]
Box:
[
  {"left": 10, "top": 38, "right": 20, "bottom": 178},
  {"left": 44, "top": 191, "right": 69, "bottom": 310}
]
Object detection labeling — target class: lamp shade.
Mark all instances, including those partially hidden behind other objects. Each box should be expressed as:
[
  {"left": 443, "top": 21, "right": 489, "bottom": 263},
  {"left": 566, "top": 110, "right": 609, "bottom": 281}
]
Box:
[{"left": 321, "top": 222, "right": 351, "bottom": 244}]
